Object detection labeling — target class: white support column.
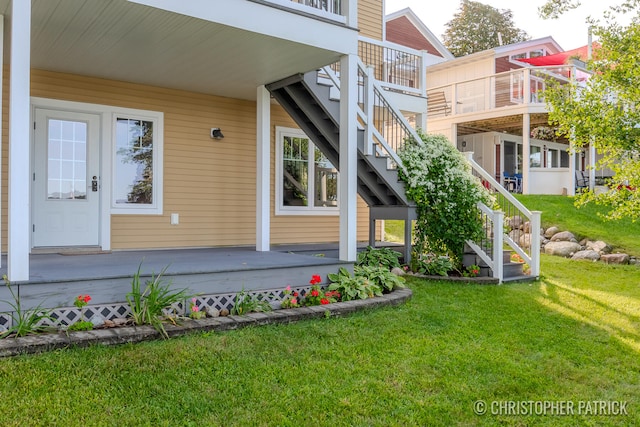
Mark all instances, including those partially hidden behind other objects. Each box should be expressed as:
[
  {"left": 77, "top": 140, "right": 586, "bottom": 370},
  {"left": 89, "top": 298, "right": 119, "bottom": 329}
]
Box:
[
  {"left": 339, "top": 53, "right": 358, "bottom": 262},
  {"left": 364, "top": 66, "right": 374, "bottom": 156},
  {"left": 8, "top": 1, "right": 31, "bottom": 281},
  {"left": 256, "top": 85, "right": 270, "bottom": 252},
  {"left": 492, "top": 210, "right": 504, "bottom": 281},
  {"left": 522, "top": 113, "right": 531, "bottom": 194},
  {"left": 0, "top": 15, "right": 4, "bottom": 268},
  {"left": 529, "top": 211, "right": 542, "bottom": 278},
  {"left": 344, "top": 0, "right": 357, "bottom": 28}
]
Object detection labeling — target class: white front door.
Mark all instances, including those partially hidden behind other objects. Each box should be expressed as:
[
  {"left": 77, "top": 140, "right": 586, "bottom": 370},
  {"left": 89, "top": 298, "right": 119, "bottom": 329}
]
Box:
[{"left": 32, "top": 109, "right": 101, "bottom": 247}]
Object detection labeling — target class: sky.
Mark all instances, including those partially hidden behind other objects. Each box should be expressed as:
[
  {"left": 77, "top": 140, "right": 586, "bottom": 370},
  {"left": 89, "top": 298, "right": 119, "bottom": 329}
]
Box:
[{"left": 384, "top": 0, "right": 626, "bottom": 50}]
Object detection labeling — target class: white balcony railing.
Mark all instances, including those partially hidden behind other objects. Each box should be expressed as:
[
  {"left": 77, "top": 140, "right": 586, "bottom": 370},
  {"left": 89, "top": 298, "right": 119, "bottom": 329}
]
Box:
[
  {"left": 263, "top": 0, "right": 355, "bottom": 25},
  {"left": 427, "top": 65, "right": 592, "bottom": 119}
]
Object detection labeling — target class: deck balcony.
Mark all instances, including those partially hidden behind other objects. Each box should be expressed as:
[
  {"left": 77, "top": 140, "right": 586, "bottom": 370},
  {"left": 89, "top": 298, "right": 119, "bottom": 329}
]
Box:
[{"left": 426, "top": 65, "right": 592, "bottom": 120}]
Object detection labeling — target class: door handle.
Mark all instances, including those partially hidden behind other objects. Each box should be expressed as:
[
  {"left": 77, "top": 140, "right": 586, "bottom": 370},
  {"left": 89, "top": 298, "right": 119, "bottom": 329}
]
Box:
[{"left": 91, "top": 176, "right": 98, "bottom": 192}]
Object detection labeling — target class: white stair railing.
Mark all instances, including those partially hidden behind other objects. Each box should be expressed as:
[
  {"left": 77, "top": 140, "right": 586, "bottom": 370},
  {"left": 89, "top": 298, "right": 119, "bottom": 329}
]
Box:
[
  {"left": 317, "top": 61, "right": 540, "bottom": 282},
  {"left": 463, "top": 152, "right": 541, "bottom": 280}
]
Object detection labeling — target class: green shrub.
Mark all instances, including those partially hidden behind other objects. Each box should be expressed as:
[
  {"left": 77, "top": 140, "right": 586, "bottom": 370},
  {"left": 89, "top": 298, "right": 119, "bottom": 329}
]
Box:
[
  {"left": 327, "top": 267, "right": 382, "bottom": 301},
  {"left": 356, "top": 246, "right": 402, "bottom": 269},
  {"left": 398, "top": 131, "right": 491, "bottom": 266},
  {"left": 355, "top": 265, "right": 405, "bottom": 292},
  {"left": 410, "top": 253, "right": 454, "bottom": 277},
  {"left": 126, "top": 263, "right": 193, "bottom": 339},
  {"left": 231, "top": 289, "right": 272, "bottom": 315},
  {"left": 0, "top": 275, "right": 54, "bottom": 338}
]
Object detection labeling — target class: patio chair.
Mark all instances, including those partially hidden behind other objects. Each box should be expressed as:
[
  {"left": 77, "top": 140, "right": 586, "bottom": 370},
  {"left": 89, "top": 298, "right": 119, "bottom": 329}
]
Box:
[{"left": 575, "top": 170, "right": 588, "bottom": 191}]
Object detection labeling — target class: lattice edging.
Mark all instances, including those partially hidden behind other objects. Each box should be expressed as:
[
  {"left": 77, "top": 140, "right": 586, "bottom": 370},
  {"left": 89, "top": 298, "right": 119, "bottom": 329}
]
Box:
[{"left": 0, "top": 286, "right": 312, "bottom": 333}]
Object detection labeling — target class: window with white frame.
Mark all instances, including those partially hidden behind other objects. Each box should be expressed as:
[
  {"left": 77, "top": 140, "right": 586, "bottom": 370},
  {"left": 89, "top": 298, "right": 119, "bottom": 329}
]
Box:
[
  {"left": 276, "top": 126, "right": 338, "bottom": 215},
  {"left": 112, "top": 111, "right": 163, "bottom": 214}
]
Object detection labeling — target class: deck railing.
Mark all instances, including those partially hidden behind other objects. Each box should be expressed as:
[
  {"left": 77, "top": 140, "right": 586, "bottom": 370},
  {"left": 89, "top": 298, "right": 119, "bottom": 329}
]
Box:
[
  {"left": 319, "top": 60, "right": 422, "bottom": 170},
  {"left": 358, "top": 37, "right": 426, "bottom": 97},
  {"left": 463, "top": 152, "right": 541, "bottom": 280},
  {"left": 427, "top": 65, "right": 591, "bottom": 119}
]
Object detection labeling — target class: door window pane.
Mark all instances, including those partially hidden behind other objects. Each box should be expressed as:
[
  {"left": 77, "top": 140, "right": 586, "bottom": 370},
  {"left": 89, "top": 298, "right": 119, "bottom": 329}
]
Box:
[{"left": 47, "top": 119, "right": 87, "bottom": 200}]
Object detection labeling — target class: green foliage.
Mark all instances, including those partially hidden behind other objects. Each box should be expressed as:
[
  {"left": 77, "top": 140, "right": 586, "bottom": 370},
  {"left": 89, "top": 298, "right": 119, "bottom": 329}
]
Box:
[
  {"left": 126, "top": 263, "right": 193, "bottom": 339},
  {"left": 410, "top": 253, "right": 454, "bottom": 277},
  {"left": 231, "top": 289, "right": 272, "bottom": 315},
  {"left": 538, "top": 0, "right": 581, "bottom": 19},
  {"left": 356, "top": 246, "right": 402, "bottom": 269},
  {"left": 354, "top": 265, "right": 405, "bottom": 292},
  {"left": 67, "top": 321, "right": 94, "bottom": 332},
  {"left": 443, "top": 0, "right": 529, "bottom": 57},
  {"left": 541, "top": 1, "right": 640, "bottom": 221},
  {"left": 398, "top": 131, "right": 492, "bottom": 265},
  {"left": 0, "top": 275, "right": 54, "bottom": 338},
  {"left": 327, "top": 267, "right": 382, "bottom": 301}
]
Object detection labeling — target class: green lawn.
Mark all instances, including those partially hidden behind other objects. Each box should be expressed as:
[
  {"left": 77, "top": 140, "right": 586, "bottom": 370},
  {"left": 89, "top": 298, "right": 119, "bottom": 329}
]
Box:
[
  {"left": 515, "top": 194, "right": 640, "bottom": 255},
  {"left": 1, "top": 255, "right": 638, "bottom": 426}
]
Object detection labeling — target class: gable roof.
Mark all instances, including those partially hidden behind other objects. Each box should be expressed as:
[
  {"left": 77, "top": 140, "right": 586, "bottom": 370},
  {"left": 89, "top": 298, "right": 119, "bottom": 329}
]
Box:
[{"left": 385, "top": 8, "right": 454, "bottom": 60}]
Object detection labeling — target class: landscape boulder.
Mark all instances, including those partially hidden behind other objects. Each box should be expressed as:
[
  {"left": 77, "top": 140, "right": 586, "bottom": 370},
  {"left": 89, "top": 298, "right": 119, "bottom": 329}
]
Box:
[
  {"left": 586, "top": 240, "right": 612, "bottom": 255},
  {"left": 544, "top": 241, "right": 582, "bottom": 258},
  {"left": 601, "top": 253, "right": 630, "bottom": 265},
  {"left": 550, "top": 231, "right": 577, "bottom": 243},
  {"left": 544, "top": 226, "right": 560, "bottom": 238},
  {"left": 507, "top": 216, "right": 524, "bottom": 230},
  {"left": 571, "top": 250, "right": 601, "bottom": 261}
]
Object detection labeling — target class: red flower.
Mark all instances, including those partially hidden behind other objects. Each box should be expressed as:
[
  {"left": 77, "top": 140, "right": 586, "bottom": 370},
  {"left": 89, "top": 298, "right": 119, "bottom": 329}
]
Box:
[
  {"left": 293, "top": 292, "right": 299, "bottom": 297},
  {"left": 320, "top": 298, "right": 330, "bottom": 305},
  {"left": 310, "top": 274, "right": 322, "bottom": 285},
  {"left": 311, "top": 289, "right": 320, "bottom": 297},
  {"left": 83, "top": 295, "right": 91, "bottom": 303}
]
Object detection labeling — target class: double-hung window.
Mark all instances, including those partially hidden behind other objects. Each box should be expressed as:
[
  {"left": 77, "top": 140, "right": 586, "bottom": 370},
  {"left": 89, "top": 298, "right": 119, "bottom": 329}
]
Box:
[{"left": 276, "top": 126, "right": 338, "bottom": 215}]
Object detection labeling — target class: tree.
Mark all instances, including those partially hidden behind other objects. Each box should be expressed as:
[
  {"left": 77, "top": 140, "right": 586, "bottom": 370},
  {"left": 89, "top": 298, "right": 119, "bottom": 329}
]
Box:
[
  {"left": 540, "top": 0, "right": 640, "bottom": 221},
  {"left": 443, "top": 0, "right": 530, "bottom": 57}
]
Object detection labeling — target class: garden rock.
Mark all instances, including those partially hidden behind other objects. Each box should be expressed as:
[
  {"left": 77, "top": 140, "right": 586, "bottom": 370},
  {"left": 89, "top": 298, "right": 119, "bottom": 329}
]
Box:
[
  {"left": 550, "top": 231, "right": 577, "bottom": 243},
  {"left": 601, "top": 253, "right": 630, "bottom": 265},
  {"left": 509, "top": 229, "right": 524, "bottom": 242},
  {"left": 91, "top": 314, "right": 106, "bottom": 328},
  {"left": 544, "top": 241, "right": 582, "bottom": 257},
  {"left": 219, "top": 309, "right": 230, "bottom": 316},
  {"left": 205, "top": 307, "right": 220, "bottom": 318},
  {"left": 544, "top": 226, "right": 559, "bottom": 238},
  {"left": 571, "top": 250, "right": 601, "bottom": 261},
  {"left": 586, "top": 240, "right": 612, "bottom": 255},
  {"left": 391, "top": 267, "right": 406, "bottom": 276},
  {"left": 507, "top": 216, "right": 524, "bottom": 230},
  {"left": 519, "top": 233, "right": 533, "bottom": 249}
]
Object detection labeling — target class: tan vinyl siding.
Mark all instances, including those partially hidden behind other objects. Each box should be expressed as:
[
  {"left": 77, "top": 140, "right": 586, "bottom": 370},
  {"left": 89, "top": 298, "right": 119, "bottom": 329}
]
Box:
[
  {"left": 358, "top": 0, "right": 383, "bottom": 40},
  {"left": 1, "top": 69, "right": 374, "bottom": 251}
]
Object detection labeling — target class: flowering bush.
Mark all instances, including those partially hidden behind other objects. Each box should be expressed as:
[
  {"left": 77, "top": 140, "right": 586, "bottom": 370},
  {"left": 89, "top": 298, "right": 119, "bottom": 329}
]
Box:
[
  {"left": 281, "top": 285, "right": 301, "bottom": 309},
  {"left": 531, "top": 126, "right": 556, "bottom": 141},
  {"left": 303, "top": 274, "right": 338, "bottom": 306},
  {"left": 398, "top": 131, "right": 492, "bottom": 266},
  {"left": 410, "top": 253, "right": 454, "bottom": 276},
  {"left": 69, "top": 294, "right": 93, "bottom": 331},
  {"left": 189, "top": 298, "right": 206, "bottom": 319},
  {"left": 463, "top": 264, "right": 481, "bottom": 277}
]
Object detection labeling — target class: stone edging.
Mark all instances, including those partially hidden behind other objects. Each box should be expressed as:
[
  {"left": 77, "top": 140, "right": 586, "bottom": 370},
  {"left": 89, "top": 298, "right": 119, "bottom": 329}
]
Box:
[{"left": 0, "top": 288, "right": 413, "bottom": 358}]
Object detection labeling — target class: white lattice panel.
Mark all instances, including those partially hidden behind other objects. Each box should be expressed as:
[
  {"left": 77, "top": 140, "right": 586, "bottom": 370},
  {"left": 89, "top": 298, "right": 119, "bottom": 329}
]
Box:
[{"left": 2, "top": 286, "right": 313, "bottom": 330}]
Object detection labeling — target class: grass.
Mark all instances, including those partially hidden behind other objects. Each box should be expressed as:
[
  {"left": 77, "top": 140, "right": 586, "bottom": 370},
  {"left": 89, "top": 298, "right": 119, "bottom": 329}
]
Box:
[
  {"left": 0, "top": 255, "right": 638, "bottom": 426},
  {"left": 515, "top": 194, "right": 640, "bottom": 255}
]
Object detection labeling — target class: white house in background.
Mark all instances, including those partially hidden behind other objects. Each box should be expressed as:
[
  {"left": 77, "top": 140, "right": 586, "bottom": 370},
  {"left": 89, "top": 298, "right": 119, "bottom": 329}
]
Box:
[{"left": 424, "top": 36, "right": 603, "bottom": 195}]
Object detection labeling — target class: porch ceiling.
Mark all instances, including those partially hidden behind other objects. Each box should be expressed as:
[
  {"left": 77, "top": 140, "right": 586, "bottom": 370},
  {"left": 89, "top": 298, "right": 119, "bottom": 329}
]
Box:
[
  {"left": 457, "top": 113, "right": 551, "bottom": 137},
  {"left": 0, "top": 0, "right": 343, "bottom": 100}
]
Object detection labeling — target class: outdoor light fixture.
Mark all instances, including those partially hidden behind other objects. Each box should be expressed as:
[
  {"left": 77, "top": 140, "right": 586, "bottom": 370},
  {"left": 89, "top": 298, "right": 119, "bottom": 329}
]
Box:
[
  {"left": 461, "top": 140, "right": 467, "bottom": 147},
  {"left": 210, "top": 128, "right": 224, "bottom": 140}
]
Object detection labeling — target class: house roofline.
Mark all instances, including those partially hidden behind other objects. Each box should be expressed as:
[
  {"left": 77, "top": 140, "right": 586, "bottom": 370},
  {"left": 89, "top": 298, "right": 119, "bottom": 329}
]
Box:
[{"left": 385, "top": 7, "right": 454, "bottom": 60}]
